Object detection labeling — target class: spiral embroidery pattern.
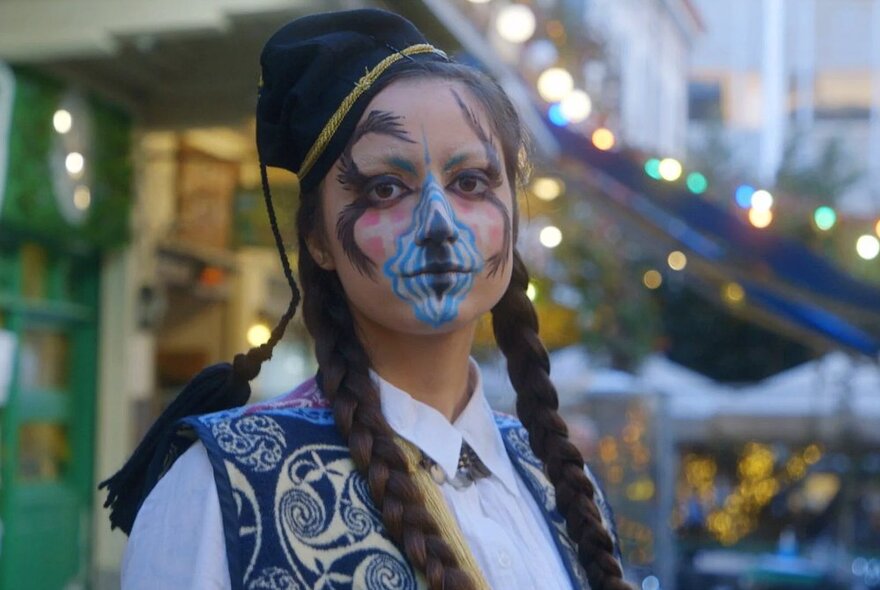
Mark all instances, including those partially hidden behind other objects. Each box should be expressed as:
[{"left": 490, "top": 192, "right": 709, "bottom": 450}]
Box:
[
  {"left": 279, "top": 488, "right": 327, "bottom": 539},
  {"left": 360, "top": 553, "right": 417, "bottom": 590},
  {"left": 272, "top": 443, "right": 416, "bottom": 588},
  {"left": 248, "top": 567, "right": 301, "bottom": 590},
  {"left": 211, "top": 415, "right": 287, "bottom": 472}
]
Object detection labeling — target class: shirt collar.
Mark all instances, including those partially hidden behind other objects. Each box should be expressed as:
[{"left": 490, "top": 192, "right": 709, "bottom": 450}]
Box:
[{"left": 374, "top": 359, "right": 521, "bottom": 495}]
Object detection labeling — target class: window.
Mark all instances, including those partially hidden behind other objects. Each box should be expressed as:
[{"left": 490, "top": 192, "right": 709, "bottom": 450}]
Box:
[{"left": 688, "top": 80, "right": 723, "bottom": 121}]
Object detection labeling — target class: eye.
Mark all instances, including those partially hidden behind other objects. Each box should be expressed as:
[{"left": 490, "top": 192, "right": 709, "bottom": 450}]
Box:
[
  {"left": 451, "top": 172, "right": 490, "bottom": 198},
  {"left": 365, "top": 176, "right": 411, "bottom": 206}
]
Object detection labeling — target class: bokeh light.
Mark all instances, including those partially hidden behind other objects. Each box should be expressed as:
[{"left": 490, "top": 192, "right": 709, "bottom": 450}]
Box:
[
  {"left": 723, "top": 282, "right": 745, "bottom": 304},
  {"left": 65, "top": 152, "right": 85, "bottom": 177},
  {"left": 536, "top": 67, "right": 574, "bottom": 102},
  {"left": 686, "top": 172, "right": 708, "bottom": 194},
  {"left": 545, "top": 19, "right": 565, "bottom": 40},
  {"left": 247, "top": 323, "right": 271, "bottom": 347},
  {"left": 73, "top": 185, "right": 91, "bottom": 210},
  {"left": 642, "top": 270, "right": 662, "bottom": 289},
  {"left": 559, "top": 89, "right": 592, "bottom": 123},
  {"left": 496, "top": 4, "right": 537, "bottom": 43},
  {"left": 875, "top": 219, "right": 880, "bottom": 238},
  {"left": 751, "top": 189, "right": 774, "bottom": 211},
  {"left": 547, "top": 103, "right": 568, "bottom": 126},
  {"left": 591, "top": 128, "right": 615, "bottom": 151},
  {"left": 748, "top": 208, "right": 773, "bottom": 228},
  {"left": 856, "top": 235, "right": 880, "bottom": 260},
  {"left": 814, "top": 206, "right": 837, "bottom": 231},
  {"left": 658, "top": 158, "right": 683, "bottom": 181},
  {"left": 539, "top": 225, "right": 563, "bottom": 248},
  {"left": 523, "top": 39, "right": 559, "bottom": 71},
  {"left": 735, "top": 184, "right": 755, "bottom": 209},
  {"left": 644, "top": 159, "right": 662, "bottom": 180},
  {"left": 53, "top": 109, "right": 72, "bottom": 134},
  {"left": 526, "top": 282, "right": 538, "bottom": 301},
  {"left": 667, "top": 251, "right": 687, "bottom": 271},
  {"left": 531, "top": 176, "right": 564, "bottom": 201}
]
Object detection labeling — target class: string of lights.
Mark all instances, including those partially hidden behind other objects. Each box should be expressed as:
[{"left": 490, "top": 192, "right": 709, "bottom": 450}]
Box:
[{"left": 462, "top": 0, "right": 880, "bottom": 265}]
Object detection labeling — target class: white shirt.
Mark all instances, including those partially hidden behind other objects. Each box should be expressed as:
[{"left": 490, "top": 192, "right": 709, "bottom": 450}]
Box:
[{"left": 123, "top": 363, "right": 574, "bottom": 589}]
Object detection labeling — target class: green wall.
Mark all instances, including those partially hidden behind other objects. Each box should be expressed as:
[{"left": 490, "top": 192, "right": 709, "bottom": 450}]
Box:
[{"left": 1, "top": 68, "right": 132, "bottom": 248}]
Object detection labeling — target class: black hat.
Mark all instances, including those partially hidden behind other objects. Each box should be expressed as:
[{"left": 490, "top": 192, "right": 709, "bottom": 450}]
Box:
[{"left": 256, "top": 9, "right": 448, "bottom": 191}]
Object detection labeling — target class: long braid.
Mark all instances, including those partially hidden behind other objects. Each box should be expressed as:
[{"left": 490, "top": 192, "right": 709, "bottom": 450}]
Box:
[
  {"left": 297, "top": 201, "right": 477, "bottom": 590},
  {"left": 492, "top": 251, "right": 632, "bottom": 590}
]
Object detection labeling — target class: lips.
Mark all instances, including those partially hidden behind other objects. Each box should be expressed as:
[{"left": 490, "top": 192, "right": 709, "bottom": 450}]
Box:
[{"left": 403, "top": 264, "right": 472, "bottom": 277}]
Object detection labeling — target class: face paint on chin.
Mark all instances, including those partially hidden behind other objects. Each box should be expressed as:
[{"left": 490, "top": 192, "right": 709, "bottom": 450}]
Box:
[{"left": 384, "top": 168, "right": 484, "bottom": 328}]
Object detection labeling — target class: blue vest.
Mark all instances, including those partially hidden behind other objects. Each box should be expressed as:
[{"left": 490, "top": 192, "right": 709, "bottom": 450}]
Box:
[{"left": 161, "top": 379, "right": 621, "bottom": 590}]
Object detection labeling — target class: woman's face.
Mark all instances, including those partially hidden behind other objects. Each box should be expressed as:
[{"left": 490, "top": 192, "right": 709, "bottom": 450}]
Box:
[{"left": 314, "top": 77, "right": 514, "bottom": 336}]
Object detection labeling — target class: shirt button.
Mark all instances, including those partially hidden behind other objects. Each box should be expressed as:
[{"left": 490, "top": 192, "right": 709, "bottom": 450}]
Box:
[{"left": 498, "top": 550, "right": 512, "bottom": 569}]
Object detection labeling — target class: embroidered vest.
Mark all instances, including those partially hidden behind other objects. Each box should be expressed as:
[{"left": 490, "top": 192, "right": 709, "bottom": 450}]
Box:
[{"left": 162, "top": 378, "right": 621, "bottom": 590}]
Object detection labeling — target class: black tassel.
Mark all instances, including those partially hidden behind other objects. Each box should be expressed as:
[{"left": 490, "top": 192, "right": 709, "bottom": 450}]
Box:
[
  {"left": 99, "top": 356, "right": 257, "bottom": 534},
  {"left": 101, "top": 162, "right": 301, "bottom": 535}
]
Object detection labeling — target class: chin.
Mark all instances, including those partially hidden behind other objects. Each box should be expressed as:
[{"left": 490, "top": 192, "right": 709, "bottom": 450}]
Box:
[{"left": 352, "top": 291, "right": 500, "bottom": 338}]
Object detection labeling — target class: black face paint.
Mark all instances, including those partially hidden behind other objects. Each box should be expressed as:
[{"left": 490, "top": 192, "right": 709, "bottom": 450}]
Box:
[
  {"left": 335, "top": 110, "right": 416, "bottom": 278},
  {"left": 450, "top": 89, "right": 511, "bottom": 277}
]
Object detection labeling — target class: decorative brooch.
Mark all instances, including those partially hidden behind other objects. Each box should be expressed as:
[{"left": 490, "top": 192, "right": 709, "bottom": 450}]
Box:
[{"left": 419, "top": 441, "right": 491, "bottom": 489}]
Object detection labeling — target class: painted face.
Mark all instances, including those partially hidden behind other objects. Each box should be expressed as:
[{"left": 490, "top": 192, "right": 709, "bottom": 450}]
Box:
[{"left": 315, "top": 78, "right": 514, "bottom": 336}]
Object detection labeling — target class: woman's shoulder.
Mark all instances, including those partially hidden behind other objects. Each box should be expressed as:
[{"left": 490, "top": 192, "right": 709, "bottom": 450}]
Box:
[
  {"left": 173, "top": 377, "right": 346, "bottom": 479},
  {"left": 489, "top": 409, "right": 623, "bottom": 565},
  {"left": 247, "top": 375, "right": 332, "bottom": 412},
  {"left": 187, "top": 375, "right": 336, "bottom": 429}
]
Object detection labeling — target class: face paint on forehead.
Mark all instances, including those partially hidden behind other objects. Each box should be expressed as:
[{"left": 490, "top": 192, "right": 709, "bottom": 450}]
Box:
[
  {"left": 383, "top": 135, "right": 484, "bottom": 328},
  {"left": 335, "top": 110, "right": 417, "bottom": 279},
  {"left": 449, "top": 88, "right": 512, "bottom": 278}
]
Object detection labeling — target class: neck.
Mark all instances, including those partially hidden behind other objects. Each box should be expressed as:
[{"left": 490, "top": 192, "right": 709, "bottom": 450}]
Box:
[{"left": 353, "top": 312, "right": 477, "bottom": 421}]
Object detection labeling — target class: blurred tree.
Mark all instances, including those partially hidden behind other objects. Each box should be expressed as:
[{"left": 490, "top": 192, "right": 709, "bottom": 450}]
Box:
[
  {"left": 656, "top": 284, "right": 814, "bottom": 382},
  {"left": 553, "top": 198, "right": 661, "bottom": 372}
]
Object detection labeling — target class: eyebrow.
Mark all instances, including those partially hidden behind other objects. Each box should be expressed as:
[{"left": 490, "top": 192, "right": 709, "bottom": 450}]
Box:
[
  {"left": 443, "top": 152, "right": 471, "bottom": 173},
  {"left": 350, "top": 110, "right": 416, "bottom": 150},
  {"left": 385, "top": 156, "right": 417, "bottom": 175}
]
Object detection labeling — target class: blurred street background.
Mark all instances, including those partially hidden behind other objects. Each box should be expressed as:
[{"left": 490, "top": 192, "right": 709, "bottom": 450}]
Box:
[{"left": 0, "top": 0, "right": 879, "bottom": 588}]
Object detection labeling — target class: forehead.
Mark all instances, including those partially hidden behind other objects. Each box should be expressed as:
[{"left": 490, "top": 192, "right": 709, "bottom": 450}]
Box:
[{"left": 357, "top": 78, "right": 492, "bottom": 151}]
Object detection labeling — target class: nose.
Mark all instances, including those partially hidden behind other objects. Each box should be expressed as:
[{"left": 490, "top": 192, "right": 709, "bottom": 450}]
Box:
[{"left": 415, "top": 185, "right": 459, "bottom": 246}]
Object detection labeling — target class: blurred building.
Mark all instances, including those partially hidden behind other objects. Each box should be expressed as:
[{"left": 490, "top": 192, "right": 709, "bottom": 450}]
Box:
[
  {"left": 688, "top": 0, "right": 880, "bottom": 215},
  {"left": 0, "top": 1, "right": 475, "bottom": 588},
  {"left": 581, "top": 0, "right": 703, "bottom": 157}
]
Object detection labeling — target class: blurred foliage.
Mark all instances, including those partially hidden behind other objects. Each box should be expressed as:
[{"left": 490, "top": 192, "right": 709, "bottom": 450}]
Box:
[
  {"left": 656, "top": 284, "right": 813, "bottom": 382},
  {"left": 775, "top": 133, "right": 862, "bottom": 205},
  {"left": 553, "top": 197, "right": 661, "bottom": 372},
  {"left": 2, "top": 68, "right": 132, "bottom": 249}
]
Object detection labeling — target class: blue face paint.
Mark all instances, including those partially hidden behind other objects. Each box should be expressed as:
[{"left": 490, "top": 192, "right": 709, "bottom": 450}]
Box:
[{"left": 383, "top": 171, "right": 484, "bottom": 327}]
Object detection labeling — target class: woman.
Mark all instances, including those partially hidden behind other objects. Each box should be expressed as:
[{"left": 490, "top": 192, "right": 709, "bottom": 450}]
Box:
[{"left": 105, "top": 9, "right": 628, "bottom": 590}]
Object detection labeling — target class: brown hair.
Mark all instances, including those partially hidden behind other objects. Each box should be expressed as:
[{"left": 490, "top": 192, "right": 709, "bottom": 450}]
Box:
[{"left": 296, "top": 61, "right": 630, "bottom": 590}]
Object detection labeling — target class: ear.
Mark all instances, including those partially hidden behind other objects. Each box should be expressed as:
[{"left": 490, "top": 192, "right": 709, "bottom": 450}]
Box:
[{"left": 306, "top": 232, "right": 336, "bottom": 271}]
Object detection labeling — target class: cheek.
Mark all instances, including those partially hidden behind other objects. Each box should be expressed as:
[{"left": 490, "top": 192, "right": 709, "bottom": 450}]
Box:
[
  {"left": 454, "top": 202, "right": 507, "bottom": 252},
  {"left": 353, "top": 205, "right": 414, "bottom": 261}
]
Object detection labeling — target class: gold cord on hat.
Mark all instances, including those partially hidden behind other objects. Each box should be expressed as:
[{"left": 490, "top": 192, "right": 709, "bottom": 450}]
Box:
[{"left": 297, "top": 43, "right": 446, "bottom": 181}]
